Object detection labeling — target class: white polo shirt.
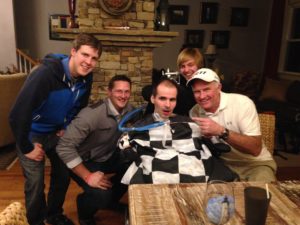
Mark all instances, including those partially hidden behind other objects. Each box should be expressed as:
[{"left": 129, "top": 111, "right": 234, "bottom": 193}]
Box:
[{"left": 190, "top": 92, "right": 273, "bottom": 162}]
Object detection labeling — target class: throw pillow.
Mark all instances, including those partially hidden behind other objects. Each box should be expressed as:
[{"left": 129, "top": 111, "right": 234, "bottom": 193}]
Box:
[
  {"left": 286, "top": 80, "right": 300, "bottom": 105},
  {"left": 232, "top": 71, "right": 260, "bottom": 100},
  {"left": 259, "top": 78, "right": 291, "bottom": 102}
]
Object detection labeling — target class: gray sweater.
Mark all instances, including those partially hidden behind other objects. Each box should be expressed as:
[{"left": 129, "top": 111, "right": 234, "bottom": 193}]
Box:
[{"left": 56, "top": 98, "right": 134, "bottom": 169}]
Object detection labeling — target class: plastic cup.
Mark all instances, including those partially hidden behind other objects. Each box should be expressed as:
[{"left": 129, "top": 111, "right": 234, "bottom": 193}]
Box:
[{"left": 244, "top": 186, "right": 271, "bottom": 225}]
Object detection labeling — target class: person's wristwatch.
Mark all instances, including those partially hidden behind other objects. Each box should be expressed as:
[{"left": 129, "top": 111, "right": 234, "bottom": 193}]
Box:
[{"left": 219, "top": 128, "right": 229, "bottom": 140}]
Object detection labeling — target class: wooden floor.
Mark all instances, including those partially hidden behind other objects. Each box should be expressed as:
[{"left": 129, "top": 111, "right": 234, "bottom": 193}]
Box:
[
  {"left": 0, "top": 160, "right": 125, "bottom": 225},
  {"left": 0, "top": 159, "right": 300, "bottom": 225}
]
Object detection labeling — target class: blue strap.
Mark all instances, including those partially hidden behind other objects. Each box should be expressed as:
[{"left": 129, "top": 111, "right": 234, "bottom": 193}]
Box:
[{"left": 118, "top": 106, "right": 165, "bottom": 132}]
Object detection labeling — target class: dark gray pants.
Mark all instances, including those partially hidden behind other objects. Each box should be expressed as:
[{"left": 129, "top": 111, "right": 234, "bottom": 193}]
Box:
[
  {"left": 71, "top": 151, "right": 128, "bottom": 220},
  {"left": 17, "top": 133, "right": 70, "bottom": 225}
]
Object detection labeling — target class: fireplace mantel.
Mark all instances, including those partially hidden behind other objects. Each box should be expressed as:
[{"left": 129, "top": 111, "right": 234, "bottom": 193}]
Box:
[
  {"left": 53, "top": 28, "right": 179, "bottom": 48},
  {"left": 59, "top": 0, "right": 179, "bottom": 104}
]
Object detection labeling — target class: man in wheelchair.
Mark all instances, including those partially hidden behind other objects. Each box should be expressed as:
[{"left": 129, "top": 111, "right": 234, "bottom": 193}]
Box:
[{"left": 119, "top": 77, "right": 237, "bottom": 184}]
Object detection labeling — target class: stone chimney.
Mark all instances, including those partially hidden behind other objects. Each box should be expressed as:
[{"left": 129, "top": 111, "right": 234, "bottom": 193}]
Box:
[{"left": 57, "top": 0, "right": 178, "bottom": 105}]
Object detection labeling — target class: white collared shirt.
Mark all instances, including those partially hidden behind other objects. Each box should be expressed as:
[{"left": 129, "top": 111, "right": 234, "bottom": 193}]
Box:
[{"left": 190, "top": 92, "right": 273, "bottom": 162}]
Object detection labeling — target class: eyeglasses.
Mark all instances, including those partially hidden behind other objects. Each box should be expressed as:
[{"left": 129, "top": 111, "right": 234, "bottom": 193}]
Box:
[{"left": 112, "top": 90, "right": 130, "bottom": 95}]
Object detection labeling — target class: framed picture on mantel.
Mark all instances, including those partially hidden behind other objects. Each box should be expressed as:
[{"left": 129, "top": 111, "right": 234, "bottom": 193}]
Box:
[{"left": 49, "top": 14, "right": 73, "bottom": 40}]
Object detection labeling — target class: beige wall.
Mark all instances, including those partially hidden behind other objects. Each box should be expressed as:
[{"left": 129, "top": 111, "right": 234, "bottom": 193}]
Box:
[
  {"left": 0, "top": 0, "right": 17, "bottom": 71},
  {"left": 14, "top": 0, "right": 72, "bottom": 59},
  {"left": 154, "top": 0, "right": 272, "bottom": 83}
]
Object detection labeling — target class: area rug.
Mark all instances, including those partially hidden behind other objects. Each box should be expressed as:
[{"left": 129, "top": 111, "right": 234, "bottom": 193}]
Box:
[
  {"left": 274, "top": 151, "right": 300, "bottom": 168},
  {"left": 0, "top": 144, "right": 18, "bottom": 170}
]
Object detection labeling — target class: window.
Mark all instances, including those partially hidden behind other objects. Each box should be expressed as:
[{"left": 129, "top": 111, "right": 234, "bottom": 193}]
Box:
[
  {"left": 279, "top": 1, "right": 300, "bottom": 79},
  {"left": 285, "top": 8, "right": 300, "bottom": 72}
]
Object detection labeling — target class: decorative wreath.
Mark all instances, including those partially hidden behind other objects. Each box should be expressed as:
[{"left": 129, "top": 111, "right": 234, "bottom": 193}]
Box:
[{"left": 99, "top": 0, "right": 133, "bottom": 15}]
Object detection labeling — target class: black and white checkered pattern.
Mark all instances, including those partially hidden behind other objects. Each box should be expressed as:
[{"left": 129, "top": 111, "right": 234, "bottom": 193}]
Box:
[{"left": 121, "top": 115, "right": 215, "bottom": 184}]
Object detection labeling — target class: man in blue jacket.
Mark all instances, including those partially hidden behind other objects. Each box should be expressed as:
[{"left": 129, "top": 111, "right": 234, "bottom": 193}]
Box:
[{"left": 9, "top": 33, "right": 102, "bottom": 225}]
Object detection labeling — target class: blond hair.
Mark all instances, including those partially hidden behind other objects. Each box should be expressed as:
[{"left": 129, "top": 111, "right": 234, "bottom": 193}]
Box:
[{"left": 177, "top": 48, "right": 204, "bottom": 69}]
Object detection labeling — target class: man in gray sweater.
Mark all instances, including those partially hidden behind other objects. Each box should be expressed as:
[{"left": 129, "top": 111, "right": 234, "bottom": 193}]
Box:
[{"left": 56, "top": 75, "right": 134, "bottom": 225}]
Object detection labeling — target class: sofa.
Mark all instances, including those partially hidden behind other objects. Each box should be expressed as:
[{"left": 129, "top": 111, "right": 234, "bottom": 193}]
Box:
[
  {"left": 256, "top": 78, "right": 300, "bottom": 118},
  {"left": 0, "top": 202, "right": 29, "bottom": 225},
  {"left": 0, "top": 73, "right": 27, "bottom": 148},
  {"left": 256, "top": 78, "right": 300, "bottom": 153},
  {"left": 229, "top": 71, "right": 300, "bottom": 153},
  {"left": 230, "top": 71, "right": 261, "bottom": 101}
]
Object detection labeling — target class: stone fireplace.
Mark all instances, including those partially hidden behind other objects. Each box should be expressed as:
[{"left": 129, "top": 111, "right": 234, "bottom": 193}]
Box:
[{"left": 55, "top": 0, "right": 178, "bottom": 105}]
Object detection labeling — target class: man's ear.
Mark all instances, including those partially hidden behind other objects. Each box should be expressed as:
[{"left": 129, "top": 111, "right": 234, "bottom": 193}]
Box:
[
  {"left": 150, "top": 95, "right": 154, "bottom": 104},
  {"left": 70, "top": 48, "right": 76, "bottom": 57},
  {"left": 218, "top": 83, "right": 222, "bottom": 91},
  {"left": 107, "top": 88, "right": 112, "bottom": 97}
]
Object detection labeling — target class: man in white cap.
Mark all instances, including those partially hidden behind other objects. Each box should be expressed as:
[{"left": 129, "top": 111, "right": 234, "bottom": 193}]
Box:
[{"left": 187, "top": 68, "right": 277, "bottom": 182}]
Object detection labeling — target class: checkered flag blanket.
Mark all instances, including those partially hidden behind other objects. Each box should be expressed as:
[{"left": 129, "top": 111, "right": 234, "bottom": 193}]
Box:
[{"left": 121, "top": 114, "right": 219, "bottom": 184}]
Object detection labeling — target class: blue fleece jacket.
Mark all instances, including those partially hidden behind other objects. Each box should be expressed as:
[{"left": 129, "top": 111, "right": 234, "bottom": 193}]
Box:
[{"left": 9, "top": 54, "right": 93, "bottom": 154}]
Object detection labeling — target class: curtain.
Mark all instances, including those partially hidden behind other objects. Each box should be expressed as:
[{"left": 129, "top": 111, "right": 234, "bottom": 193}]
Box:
[{"left": 263, "top": 0, "right": 286, "bottom": 79}]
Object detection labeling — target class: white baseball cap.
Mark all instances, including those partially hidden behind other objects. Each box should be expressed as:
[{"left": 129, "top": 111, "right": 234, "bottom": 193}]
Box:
[{"left": 186, "top": 68, "right": 220, "bottom": 86}]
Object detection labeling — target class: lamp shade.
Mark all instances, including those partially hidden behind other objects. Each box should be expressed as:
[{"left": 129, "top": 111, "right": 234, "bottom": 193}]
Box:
[{"left": 205, "top": 44, "right": 217, "bottom": 55}]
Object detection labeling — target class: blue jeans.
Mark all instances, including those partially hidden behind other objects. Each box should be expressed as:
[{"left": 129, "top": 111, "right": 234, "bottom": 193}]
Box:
[
  {"left": 71, "top": 151, "right": 128, "bottom": 220},
  {"left": 17, "top": 133, "right": 70, "bottom": 225}
]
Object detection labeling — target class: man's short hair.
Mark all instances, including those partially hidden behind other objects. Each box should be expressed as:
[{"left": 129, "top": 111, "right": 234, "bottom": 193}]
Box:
[
  {"left": 108, "top": 75, "right": 132, "bottom": 90},
  {"left": 177, "top": 48, "right": 204, "bottom": 69},
  {"left": 73, "top": 33, "right": 102, "bottom": 54},
  {"left": 152, "top": 77, "right": 179, "bottom": 97}
]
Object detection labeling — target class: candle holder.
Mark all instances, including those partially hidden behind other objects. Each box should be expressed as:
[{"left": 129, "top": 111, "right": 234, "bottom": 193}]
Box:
[
  {"left": 68, "top": 0, "right": 78, "bottom": 28},
  {"left": 154, "top": 0, "right": 170, "bottom": 31}
]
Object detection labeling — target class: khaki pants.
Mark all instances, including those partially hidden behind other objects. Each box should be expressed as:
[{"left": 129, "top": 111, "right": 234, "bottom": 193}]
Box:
[{"left": 224, "top": 160, "right": 277, "bottom": 182}]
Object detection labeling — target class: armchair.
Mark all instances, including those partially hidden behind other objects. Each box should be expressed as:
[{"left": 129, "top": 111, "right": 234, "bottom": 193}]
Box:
[
  {"left": 0, "top": 73, "right": 27, "bottom": 148},
  {"left": 0, "top": 202, "right": 29, "bottom": 225}
]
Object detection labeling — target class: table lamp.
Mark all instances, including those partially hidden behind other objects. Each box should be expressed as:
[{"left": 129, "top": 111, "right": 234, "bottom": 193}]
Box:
[{"left": 205, "top": 44, "right": 217, "bottom": 68}]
